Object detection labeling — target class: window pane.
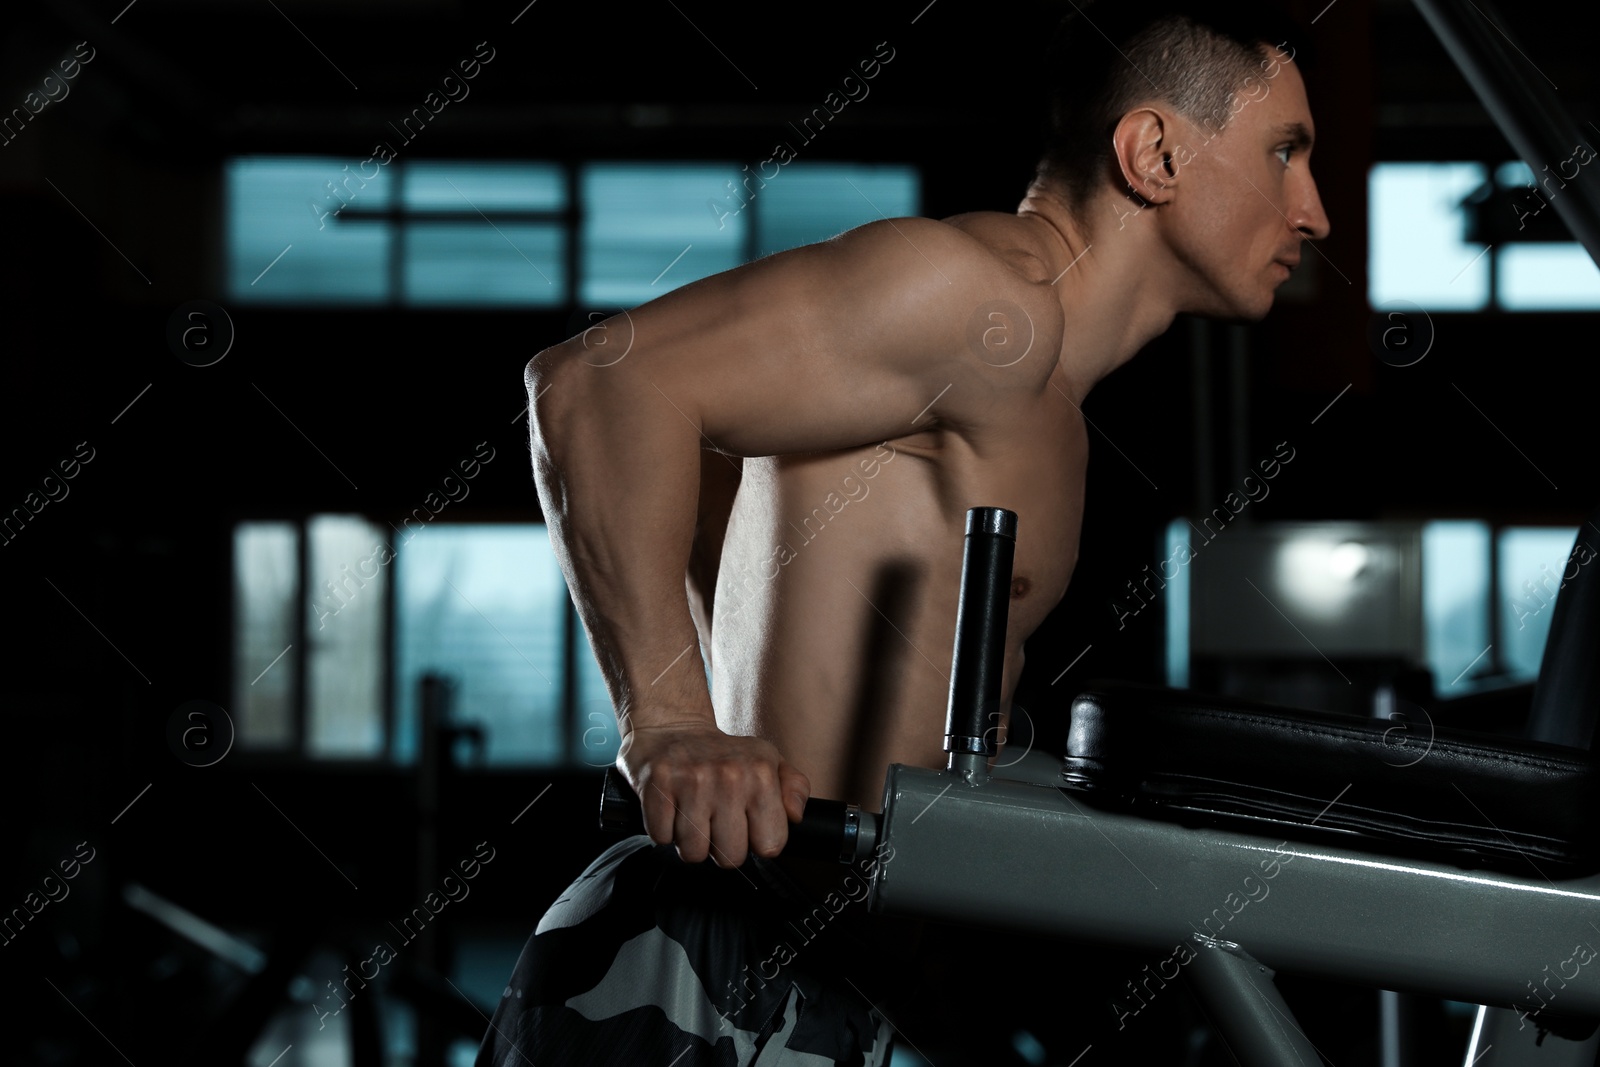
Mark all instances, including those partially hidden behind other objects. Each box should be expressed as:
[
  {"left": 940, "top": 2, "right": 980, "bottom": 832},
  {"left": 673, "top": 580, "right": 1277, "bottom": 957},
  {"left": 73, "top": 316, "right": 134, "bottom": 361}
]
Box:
[
  {"left": 403, "top": 222, "right": 565, "bottom": 306},
  {"left": 227, "top": 156, "right": 395, "bottom": 304},
  {"left": 1497, "top": 527, "right": 1578, "bottom": 681},
  {"left": 404, "top": 161, "right": 565, "bottom": 212},
  {"left": 581, "top": 164, "right": 747, "bottom": 306},
  {"left": 401, "top": 162, "right": 567, "bottom": 306},
  {"left": 1421, "top": 521, "right": 1491, "bottom": 692},
  {"left": 233, "top": 522, "right": 300, "bottom": 748},
  {"left": 394, "top": 525, "right": 564, "bottom": 766},
  {"left": 306, "top": 515, "right": 388, "bottom": 756},
  {"left": 1498, "top": 244, "right": 1600, "bottom": 309},
  {"left": 753, "top": 163, "right": 920, "bottom": 257},
  {"left": 1369, "top": 163, "right": 1489, "bottom": 310}
]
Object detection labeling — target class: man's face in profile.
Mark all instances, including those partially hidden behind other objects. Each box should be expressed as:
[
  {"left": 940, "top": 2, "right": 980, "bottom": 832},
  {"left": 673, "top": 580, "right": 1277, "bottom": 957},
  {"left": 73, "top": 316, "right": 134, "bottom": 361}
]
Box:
[{"left": 1163, "top": 48, "right": 1331, "bottom": 322}]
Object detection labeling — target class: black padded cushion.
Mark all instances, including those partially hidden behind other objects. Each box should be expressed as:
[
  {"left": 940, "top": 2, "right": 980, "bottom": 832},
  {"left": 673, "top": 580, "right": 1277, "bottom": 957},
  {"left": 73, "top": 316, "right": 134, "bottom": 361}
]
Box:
[{"left": 1063, "top": 682, "right": 1600, "bottom": 875}]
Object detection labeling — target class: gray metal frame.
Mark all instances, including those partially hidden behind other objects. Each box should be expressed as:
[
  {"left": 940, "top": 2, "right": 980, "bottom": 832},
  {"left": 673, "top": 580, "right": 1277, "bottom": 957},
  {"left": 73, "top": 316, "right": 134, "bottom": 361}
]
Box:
[{"left": 868, "top": 764, "right": 1600, "bottom": 1065}]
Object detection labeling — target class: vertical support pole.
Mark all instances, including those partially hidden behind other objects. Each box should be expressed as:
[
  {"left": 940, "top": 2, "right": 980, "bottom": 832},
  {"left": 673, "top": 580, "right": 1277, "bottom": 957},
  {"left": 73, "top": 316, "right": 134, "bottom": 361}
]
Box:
[{"left": 1185, "top": 938, "right": 1324, "bottom": 1067}]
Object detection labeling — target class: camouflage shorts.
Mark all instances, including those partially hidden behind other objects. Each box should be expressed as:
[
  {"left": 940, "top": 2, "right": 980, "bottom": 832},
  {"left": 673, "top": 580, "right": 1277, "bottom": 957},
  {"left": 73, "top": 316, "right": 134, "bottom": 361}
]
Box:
[{"left": 474, "top": 835, "right": 896, "bottom": 1066}]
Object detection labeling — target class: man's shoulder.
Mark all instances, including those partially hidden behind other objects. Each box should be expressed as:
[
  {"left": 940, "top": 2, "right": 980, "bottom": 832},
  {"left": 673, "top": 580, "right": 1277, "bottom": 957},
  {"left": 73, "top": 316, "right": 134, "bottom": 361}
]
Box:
[
  {"left": 818, "top": 214, "right": 1065, "bottom": 407},
  {"left": 827, "top": 213, "right": 1058, "bottom": 295},
  {"left": 920, "top": 213, "right": 1069, "bottom": 334},
  {"left": 835, "top": 213, "right": 1065, "bottom": 338},
  {"left": 937, "top": 211, "right": 1062, "bottom": 285}
]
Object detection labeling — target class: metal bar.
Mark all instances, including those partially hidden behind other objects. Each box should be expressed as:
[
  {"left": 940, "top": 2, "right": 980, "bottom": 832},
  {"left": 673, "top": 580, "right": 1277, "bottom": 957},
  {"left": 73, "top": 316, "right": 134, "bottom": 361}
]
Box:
[
  {"left": 870, "top": 764, "right": 1600, "bottom": 1016},
  {"left": 1185, "top": 941, "right": 1325, "bottom": 1067},
  {"left": 944, "top": 507, "right": 1016, "bottom": 780},
  {"left": 1411, "top": 0, "right": 1600, "bottom": 268},
  {"left": 1379, "top": 989, "right": 1401, "bottom": 1067}
]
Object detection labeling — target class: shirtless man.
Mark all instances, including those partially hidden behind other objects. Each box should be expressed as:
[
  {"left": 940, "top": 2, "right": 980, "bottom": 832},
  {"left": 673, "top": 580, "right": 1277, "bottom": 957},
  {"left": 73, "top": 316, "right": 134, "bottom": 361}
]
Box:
[{"left": 479, "top": 3, "right": 1329, "bottom": 1064}]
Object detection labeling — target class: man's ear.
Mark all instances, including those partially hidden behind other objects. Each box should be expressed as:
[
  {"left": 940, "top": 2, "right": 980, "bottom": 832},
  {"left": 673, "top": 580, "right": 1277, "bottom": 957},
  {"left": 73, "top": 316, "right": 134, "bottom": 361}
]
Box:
[{"left": 1112, "top": 107, "right": 1179, "bottom": 205}]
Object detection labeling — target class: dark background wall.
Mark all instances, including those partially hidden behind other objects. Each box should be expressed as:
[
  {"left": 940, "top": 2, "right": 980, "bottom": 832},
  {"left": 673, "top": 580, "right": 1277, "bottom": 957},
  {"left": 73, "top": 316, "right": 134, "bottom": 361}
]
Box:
[{"left": 4, "top": 0, "right": 1599, "bottom": 1064}]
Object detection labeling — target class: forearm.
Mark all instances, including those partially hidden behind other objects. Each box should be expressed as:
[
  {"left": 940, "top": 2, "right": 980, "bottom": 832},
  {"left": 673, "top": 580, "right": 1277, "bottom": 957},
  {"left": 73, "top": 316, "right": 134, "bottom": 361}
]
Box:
[{"left": 528, "top": 345, "right": 714, "bottom": 732}]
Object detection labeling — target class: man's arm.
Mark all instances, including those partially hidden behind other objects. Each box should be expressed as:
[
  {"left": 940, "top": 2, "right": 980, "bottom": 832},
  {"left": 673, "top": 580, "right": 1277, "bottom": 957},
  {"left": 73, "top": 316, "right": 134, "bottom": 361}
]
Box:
[{"left": 527, "top": 217, "right": 1054, "bottom": 867}]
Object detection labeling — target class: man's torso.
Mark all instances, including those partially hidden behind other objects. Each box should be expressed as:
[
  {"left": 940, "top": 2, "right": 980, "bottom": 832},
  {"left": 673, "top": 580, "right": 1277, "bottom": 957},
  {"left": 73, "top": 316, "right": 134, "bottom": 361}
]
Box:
[{"left": 704, "top": 211, "right": 1091, "bottom": 809}]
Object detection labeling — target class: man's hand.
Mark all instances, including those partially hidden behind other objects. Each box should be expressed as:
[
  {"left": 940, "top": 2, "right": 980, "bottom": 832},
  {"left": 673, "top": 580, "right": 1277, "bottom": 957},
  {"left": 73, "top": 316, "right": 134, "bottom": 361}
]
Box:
[{"left": 619, "top": 720, "right": 810, "bottom": 869}]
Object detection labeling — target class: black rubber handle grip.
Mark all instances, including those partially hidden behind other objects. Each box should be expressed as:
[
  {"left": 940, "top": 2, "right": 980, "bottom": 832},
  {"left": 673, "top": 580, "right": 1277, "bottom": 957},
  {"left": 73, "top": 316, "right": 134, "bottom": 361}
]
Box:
[{"left": 599, "top": 767, "right": 878, "bottom": 865}]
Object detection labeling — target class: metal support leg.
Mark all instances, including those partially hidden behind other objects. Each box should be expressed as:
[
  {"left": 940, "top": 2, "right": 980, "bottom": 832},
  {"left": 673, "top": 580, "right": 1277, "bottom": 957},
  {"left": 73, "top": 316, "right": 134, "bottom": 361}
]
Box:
[
  {"left": 1185, "top": 938, "right": 1325, "bottom": 1067},
  {"left": 1380, "top": 988, "right": 1441, "bottom": 1067}
]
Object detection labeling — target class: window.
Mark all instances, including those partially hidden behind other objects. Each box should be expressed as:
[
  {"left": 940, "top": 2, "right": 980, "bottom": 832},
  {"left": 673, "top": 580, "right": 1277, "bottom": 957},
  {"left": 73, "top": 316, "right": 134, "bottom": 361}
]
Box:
[
  {"left": 1164, "top": 517, "right": 1580, "bottom": 697},
  {"left": 232, "top": 522, "right": 299, "bottom": 749},
  {"left": 228, "top": 157, "right": 399, "bottom": 304},
  {"left": 1496, "top": 526, "right": 1581, "bottom": 679},
  {"left": 580, "top": 164, "right": 747, "bottom": 307},
  {"left": 1420, "top": 521, "right": 1491, "bottom": 690},
  {"left": 232, "top": 518, "right": 613, "bottom": 765},
  {"left": 226, "top": 158, "right": 920, "bottom": 306},
  {"left": 226, "top": 158, "right": 567, "bottom": 306},
  {"left": 305, "top": 515, "right": 388, "bottom": 756},
  {"left": 393, "top": 524, "right": 570, "bottom": 766},
  {"left": 1369, "top": 161, "right": 1600, "bottom": 311}
]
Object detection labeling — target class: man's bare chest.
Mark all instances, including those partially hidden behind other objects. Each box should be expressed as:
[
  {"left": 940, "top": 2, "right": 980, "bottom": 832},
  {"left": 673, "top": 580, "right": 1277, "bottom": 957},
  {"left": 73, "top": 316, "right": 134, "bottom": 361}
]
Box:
[{"left": 729, "top": 413, "right": 1087, "bottom": 637}]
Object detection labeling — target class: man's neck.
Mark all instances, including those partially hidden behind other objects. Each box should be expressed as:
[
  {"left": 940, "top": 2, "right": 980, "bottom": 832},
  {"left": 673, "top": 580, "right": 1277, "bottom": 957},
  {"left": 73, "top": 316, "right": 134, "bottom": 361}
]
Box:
[{"left": 1015, "top": 180, "right": 1183, "bottom": 403}]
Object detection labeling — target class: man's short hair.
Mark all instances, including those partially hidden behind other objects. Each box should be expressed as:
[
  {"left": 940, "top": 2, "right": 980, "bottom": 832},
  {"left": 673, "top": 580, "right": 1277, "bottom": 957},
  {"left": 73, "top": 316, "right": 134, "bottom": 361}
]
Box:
[{"left": 1036, "top": 1, "right": 1312, "bottom": 212}]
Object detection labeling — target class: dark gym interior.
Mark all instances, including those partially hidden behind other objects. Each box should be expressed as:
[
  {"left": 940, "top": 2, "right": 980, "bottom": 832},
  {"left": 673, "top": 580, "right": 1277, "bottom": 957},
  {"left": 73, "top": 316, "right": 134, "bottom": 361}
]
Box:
[{"left": 5, "top": 0, "right": 1600, "bottom": 1064}]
